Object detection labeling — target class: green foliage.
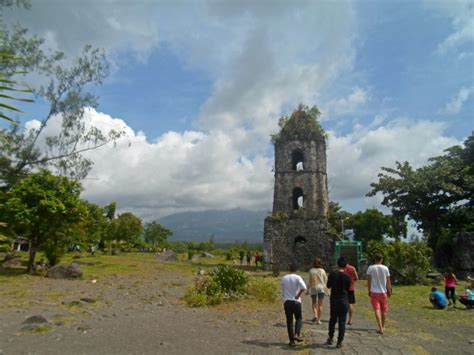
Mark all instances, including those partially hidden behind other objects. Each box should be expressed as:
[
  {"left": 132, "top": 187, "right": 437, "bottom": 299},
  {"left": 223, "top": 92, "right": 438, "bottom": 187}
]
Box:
[
  {"left": 328, "top": 201, "right": 352, "bottom": 237},
  {"left": 271, "top": 105, "right": 326, "bottom": 144},
  {"left": 211, "top": 264, "right": 248, "bottom": 295},
  {"left": 143, "top": 221, "right": 172, "bottom": 251},
  {"left": 105, "top": 212, "right": 143, "bottom": 252},
  {"left": 184, "top": 276, "right": 223, "bottom": 307},
  {"left": 368, "top": 135, "right": 473, "bottom": 266},
  {"left": 366, "top": 240, "right": 432, "bottom": 285},
  {"left": 1, "top": 169, "right": 85, "bottom": 270},
  {"left": 347, "top": 208, "right": 395, "bottom": 246},
  {"left": 0, "top": 52, "right": 34, "bottom": 123},
  {"left": 246, "top": 277, "right": 279, "bottom": 303},
  {"left": 0, "top": 5, "right": 123, "bottom": 185}
]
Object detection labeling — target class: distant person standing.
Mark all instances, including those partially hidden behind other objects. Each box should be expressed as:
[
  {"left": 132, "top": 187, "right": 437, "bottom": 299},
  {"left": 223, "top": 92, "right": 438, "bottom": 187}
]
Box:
[
  {"left": 325, "top": 257, "right": 351, "bottom": 349},
  {"left": 367, "top": 254, "right": 392, "bottom": 335},
  {"left": 444, "top": 267, "right": 458, "bottom": 307},
  {"left": 429, "top": 287, "right": 447, "bottom": 309},
  {"left": 281, "top": 263, "right": 307, "bottom": 347},
  {"left": 246, "top": 250, "right": 252, "bottom": 266},
  {"left": 307, "top": 257, "right": 328, "bottom": 324},
  {"left": 239, "top": 250, "right": 245, "bottom": 265},
  {"left": 344, "top": 260, "right": 359, "bottom": 325}
]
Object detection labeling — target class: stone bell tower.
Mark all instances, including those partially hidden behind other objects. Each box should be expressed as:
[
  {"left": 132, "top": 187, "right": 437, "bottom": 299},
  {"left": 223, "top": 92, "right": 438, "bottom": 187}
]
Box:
[{"left": 263, "top": 106, "right": 333, "bottom": 272}]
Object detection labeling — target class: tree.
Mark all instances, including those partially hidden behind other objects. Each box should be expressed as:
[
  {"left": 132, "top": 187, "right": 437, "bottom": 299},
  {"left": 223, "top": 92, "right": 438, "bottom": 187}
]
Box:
[
  {"left": 365, "top": 239, "right": 432, "bottom": 285},
  {"left": 77, "top": 201, "right": 108, "bottom": 248},
  {"left": 347, "top": 208, "right": 392, "bottom": 246},
  {"left": 143, "top": 221, "right": 172, "bottom": 251},
  {"left": 328, "top": 201, "right": 352, "bottom": 237},
  {"left": 368, "top": 135, "right": 474, "bottom": 264},
  {"left": 105, "top": 212, "right": 143, "bottom": 252},
  {"left": 1, "top": 169, "right": 85, "bottom": 271},
  {"left": 0, "top": 2, "right": 123, "bottom": 186}
]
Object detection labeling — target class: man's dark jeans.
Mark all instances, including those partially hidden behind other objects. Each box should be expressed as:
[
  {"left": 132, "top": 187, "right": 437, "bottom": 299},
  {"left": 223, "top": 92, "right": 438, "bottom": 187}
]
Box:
[
  {"left": 284, "top": 300, "right": 302, "bottom": 342},
  {"left": 328, "top": 301, "right": 349, "bottom": 343}
]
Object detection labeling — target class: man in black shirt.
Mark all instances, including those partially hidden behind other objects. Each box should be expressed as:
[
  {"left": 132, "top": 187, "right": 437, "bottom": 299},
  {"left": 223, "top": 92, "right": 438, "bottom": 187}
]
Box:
[{"left": 326, "top": 257, "right": 351, "bottom": 348}]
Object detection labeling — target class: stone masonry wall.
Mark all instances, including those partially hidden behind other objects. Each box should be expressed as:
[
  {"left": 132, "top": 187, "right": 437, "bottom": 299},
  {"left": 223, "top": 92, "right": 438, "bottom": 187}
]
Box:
[{"left": 263, "top": 217, "right": 333, "bottom": 272}]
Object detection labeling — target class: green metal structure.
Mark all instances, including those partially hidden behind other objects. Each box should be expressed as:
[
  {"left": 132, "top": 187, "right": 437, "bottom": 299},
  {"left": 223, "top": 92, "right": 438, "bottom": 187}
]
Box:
[{"left": 334, "top": 240, "right": 363, "bottom": 271}]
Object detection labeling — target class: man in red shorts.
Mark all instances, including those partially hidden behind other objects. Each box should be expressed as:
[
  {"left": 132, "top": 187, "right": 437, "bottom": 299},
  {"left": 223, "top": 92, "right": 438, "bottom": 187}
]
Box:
[{"left": 367, "top": 254, "right": 392, "bottom": 334}]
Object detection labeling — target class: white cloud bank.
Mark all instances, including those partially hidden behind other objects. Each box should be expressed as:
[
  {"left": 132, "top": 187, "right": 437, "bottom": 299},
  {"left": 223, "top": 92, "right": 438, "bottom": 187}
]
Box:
[{"left": 29, "top": 108, "right": 459, "bottom": 220}]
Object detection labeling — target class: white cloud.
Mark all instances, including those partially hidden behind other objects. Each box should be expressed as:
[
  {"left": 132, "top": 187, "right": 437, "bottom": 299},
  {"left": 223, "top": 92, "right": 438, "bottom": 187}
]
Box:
[
  {"left": 422, "top": 0, "right": 474, "bottom": 54},
  {"left": 327, "top": 118, "right": 461, "bottom": 210},
  {"left": 321, "top": 87, "right": 369, "bottom": 119},
  {"left": 71, "top": 109, "right": 275, "bottom": 220},
  {"left": 439, "top": 87, "right": 471, "bottom": 115},
  {"left": 30, "top": 108, "right": 460, "bottom": 220}
]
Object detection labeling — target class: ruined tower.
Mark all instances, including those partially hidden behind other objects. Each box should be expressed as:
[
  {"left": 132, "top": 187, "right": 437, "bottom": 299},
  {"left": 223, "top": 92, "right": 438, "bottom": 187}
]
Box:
[{"left": 263, "top": 107, "right": 333, "bottom": 272}]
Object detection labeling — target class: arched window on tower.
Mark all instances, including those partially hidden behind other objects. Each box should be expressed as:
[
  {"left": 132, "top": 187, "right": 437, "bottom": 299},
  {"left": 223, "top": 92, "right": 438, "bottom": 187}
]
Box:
[
  {"left": 291, "top": 150, "right": 304, "bottom": 171},
  {"left": 292, "top": 187, "right": 304, "bottom": 210}
]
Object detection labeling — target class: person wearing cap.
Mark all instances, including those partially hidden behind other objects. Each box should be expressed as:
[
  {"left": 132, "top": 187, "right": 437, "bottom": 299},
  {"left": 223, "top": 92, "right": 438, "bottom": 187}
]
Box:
[
  {"left": 429, "top": 287, "right": 447, "bottom": 309},
  {"left": 325, "top": 257, "right": 351, "bottom": 349}
]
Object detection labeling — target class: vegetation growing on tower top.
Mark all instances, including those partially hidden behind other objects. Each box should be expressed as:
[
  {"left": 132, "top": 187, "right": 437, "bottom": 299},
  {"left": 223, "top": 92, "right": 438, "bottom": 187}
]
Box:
[{"left": 271, "top": 104, "right": 326, "bottom": 144}]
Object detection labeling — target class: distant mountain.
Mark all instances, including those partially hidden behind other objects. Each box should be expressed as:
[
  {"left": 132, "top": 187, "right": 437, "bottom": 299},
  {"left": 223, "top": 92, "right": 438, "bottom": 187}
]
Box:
[{"left": 158, "top": 208, "right": 267, "bottom": 243}]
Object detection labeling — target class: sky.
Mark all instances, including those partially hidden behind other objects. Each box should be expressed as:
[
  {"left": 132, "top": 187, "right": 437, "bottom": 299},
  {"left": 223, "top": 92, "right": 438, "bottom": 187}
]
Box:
[{"left": 4, "top": 0, "right": 473, "bottom": 225}]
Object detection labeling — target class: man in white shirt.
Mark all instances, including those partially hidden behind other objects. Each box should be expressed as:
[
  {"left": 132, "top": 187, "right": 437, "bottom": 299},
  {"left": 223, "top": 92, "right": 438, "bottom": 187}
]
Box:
[
  {"left": 281, "top": 263, "right": 307, "bottom": 347},
  {"left": 367, "top": 254, "right": 392, "bottom": 334}
]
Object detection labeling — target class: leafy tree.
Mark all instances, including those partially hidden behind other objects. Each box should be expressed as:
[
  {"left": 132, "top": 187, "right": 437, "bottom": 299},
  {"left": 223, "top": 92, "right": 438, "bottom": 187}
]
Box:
[
  {"left": 0, "top": 2, "right": 123, "bottom": 186},
  {"left": 365, "top": 239, "right": 432, "bottom": 285},
  {"left": 105, "top": 212, "right": 143, "bottom": 252},
  {"left": 143, "top": 221, "right": 172, "bottom": 251},
  {"left": 1, "top": 169, "right": 85, "bottom": 270},
  {"left": 77, "top": 201, "right": 108, "bottom": 247},
  {"left": 347, "top": 208, "right": 392, "bottom": 246},
  {"left": 328, "top": 201, "right": 352, "bottom": 237},
  {"left": 368, "top": 135, "right": 473, "bottom": 264}
]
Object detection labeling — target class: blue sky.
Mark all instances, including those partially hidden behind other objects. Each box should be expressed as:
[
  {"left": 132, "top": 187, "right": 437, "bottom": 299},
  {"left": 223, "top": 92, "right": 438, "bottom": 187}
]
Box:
[{"left": 5, "top": 0, "right": 473, "bottom": 227}]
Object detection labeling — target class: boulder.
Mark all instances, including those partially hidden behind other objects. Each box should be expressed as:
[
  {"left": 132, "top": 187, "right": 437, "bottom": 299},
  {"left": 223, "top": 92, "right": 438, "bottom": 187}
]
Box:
[
  {"left": 156, "top": 250, "right": 177, "bottom": 261},
  {"left": 2, "top": 254, "right": 21, "bottom": 268},
  {"left": 46, "top": 263, "right": 82, "bottom": 279}
]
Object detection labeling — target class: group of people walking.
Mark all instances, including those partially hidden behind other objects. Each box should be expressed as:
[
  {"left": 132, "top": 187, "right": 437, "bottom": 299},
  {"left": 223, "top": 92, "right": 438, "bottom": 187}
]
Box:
[{"left": 281, "top": 254, "right": 391, "bottom": 348}]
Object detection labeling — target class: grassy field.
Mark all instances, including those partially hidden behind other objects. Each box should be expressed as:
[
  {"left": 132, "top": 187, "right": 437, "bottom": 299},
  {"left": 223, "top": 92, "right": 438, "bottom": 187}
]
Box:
[{"left": 1, "top": 251, "right": 471, "bottom": 326}]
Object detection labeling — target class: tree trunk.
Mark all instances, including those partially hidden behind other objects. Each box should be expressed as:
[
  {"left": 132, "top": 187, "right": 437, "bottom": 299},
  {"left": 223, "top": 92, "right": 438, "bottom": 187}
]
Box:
[{"left": 27, "top": 245, "right": 37, "bottom": 273}]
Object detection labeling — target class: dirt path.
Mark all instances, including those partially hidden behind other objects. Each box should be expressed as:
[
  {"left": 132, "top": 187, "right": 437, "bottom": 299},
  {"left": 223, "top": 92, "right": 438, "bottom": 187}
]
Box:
[{"left": 1, "top": 265, "right": 473, "bottom": 354}]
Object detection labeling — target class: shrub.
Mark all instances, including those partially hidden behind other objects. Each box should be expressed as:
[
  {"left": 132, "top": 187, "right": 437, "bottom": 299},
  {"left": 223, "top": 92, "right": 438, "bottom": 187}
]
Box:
[
  {"left": 247, "top": 277, "right": 279, "bottom": 303},
  {"left": 211, "top": 264, "right": 248, "bottom": 295},
  {"left": 183, "top": 286, "right": 208, "bottom": 307},
  {"left": 225, "top": 251, "right": 233, "bottom": 261},
  {"left": 183, "top": 276, "right": 223, "bottom": 307}
]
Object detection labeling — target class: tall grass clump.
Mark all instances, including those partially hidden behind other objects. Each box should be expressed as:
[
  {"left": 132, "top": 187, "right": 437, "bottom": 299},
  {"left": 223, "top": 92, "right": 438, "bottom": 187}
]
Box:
[
  {"left": 247, "top": 277, "right": 279, "bottom": 303},
  {"left": 184, "top": 264, "right": 248, "bottom": 307}
]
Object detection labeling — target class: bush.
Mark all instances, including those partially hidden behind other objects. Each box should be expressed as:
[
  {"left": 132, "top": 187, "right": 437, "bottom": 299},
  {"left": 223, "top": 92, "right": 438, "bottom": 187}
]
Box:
[
  {"left": 247, "top": 277, "right": 279, "bottom": 303},
  {"left": 211, "top": 264, "right": 248, "bottom": 295},
  {"left": 366, "top": 240, "right": 432, "bottom": 285},
  {"left": 225, "top": 251, "right": 233, "bottom": 261},
  {"left": 183, "top": 276, "right": 223, "bottom": 307}
]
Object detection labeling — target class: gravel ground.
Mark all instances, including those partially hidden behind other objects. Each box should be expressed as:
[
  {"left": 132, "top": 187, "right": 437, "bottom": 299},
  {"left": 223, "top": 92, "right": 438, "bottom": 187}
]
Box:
[{"left": 1, "top": 264, "right": 473, "bottom": 354}]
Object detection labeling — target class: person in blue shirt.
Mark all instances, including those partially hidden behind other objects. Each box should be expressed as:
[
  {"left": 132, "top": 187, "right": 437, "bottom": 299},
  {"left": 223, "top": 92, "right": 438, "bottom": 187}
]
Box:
[
  {"left": 430, "top": 287, "right": 447, "bottom": 309},
  {"left": 459, "top": 286, "right": 474, "bottom": 309}
]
